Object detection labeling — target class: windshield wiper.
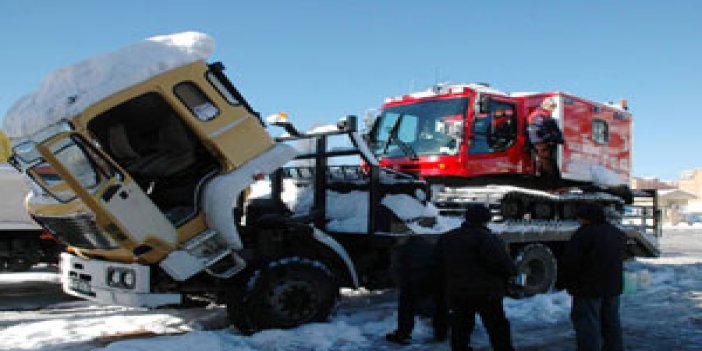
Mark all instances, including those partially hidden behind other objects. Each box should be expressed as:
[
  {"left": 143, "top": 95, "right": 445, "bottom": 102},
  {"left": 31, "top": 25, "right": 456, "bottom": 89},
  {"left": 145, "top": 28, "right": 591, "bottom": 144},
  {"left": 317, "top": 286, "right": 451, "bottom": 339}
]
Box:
[
  {"left": 380, "top": 114, "right": 418, "bottom": 160},
  {"left": 392, "top": 138, "right": 418, "bottom": 160}
]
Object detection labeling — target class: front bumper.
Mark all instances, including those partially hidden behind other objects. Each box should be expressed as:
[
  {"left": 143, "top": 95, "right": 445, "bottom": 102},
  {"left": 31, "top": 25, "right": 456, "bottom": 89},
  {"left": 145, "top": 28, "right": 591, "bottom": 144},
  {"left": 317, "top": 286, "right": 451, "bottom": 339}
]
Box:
[{"left": 60, "top": 252, "right": 181, "bottom": 307}]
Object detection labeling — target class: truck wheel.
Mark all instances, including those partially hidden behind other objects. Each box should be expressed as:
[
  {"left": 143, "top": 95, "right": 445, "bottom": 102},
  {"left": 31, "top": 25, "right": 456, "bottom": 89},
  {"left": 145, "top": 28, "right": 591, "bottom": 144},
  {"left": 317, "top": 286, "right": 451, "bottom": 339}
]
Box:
[
  {"left": 228, "top": 257, "right": 339, "bottom": 332},
  {"left": 509, "top": 244, "right": 556, "bottom": 298}
]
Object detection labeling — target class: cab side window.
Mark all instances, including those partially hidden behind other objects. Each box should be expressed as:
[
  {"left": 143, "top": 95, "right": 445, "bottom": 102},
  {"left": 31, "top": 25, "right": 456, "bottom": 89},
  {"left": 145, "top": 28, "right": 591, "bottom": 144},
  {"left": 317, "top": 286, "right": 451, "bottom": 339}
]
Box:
[
  {"left": 174, "top": 82, "right": 220, "bottom": 121},
  {"left": 469, "top": 100, "right": 517, "bottom": 154},
  {"left": 592, "top": 119, "right": 609, "bottom": 144}
]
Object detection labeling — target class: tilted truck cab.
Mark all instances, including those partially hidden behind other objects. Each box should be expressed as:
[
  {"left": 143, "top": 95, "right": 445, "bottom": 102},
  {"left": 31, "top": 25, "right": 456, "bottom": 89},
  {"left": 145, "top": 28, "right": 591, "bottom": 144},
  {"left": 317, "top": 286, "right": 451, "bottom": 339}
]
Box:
[
  {"left": 5, "top": 32, "right": 440, "bottom": 332},
  {"left": 3, "top": 33, "right": 373, "bottom": 330}
]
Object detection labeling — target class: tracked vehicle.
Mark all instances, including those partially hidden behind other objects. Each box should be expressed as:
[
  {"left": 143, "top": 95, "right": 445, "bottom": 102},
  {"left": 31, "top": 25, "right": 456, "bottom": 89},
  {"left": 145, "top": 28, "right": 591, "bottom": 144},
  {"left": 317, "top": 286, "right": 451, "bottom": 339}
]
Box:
[{"left": 366, "top": 84, "right": 661, "bottom": 295}]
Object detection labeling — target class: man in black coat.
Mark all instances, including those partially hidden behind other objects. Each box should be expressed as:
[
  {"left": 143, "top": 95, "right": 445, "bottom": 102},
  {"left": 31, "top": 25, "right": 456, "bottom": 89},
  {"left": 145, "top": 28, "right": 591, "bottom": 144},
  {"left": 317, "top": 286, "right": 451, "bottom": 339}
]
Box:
[
  {"left": 386, "top": 235, "right": 448, "bottom": 344},
  {"left": 435, "top": 204, "right": 517, "bottom": 351},
  {"left": 561, "top": 203, "right": 627, "bottom": 351}
]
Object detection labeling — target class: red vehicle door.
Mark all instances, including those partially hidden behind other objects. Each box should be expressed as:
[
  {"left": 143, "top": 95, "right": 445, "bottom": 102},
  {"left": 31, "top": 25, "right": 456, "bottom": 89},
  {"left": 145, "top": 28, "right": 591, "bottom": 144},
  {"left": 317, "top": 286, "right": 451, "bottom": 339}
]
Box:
[{"left": 464, "top": 95, "right": 529, "bottom": 177}]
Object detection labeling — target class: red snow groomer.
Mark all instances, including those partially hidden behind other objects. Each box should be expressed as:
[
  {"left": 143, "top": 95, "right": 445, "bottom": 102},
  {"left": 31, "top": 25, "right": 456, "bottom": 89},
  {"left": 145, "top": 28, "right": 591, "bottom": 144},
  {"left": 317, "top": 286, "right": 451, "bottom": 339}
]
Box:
[
  {"left": 367, "top": 83, "right": 660, "bottom": 296},
  {"left": 367, "top": 83, "right": 635, "bottom": 219}
]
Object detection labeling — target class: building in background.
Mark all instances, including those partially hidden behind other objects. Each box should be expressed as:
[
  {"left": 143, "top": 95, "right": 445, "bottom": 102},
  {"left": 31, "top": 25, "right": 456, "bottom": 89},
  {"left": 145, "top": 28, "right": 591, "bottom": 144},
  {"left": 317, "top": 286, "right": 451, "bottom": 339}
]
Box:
[
  {"left": 677, "top": 169, "right": 702, "bottom": 214},
  {"left": 631, "top": 176, "right": 697, "bottom": 224},
  {"left": 631, "top": 176, "right": 676, "bottom": 190}
]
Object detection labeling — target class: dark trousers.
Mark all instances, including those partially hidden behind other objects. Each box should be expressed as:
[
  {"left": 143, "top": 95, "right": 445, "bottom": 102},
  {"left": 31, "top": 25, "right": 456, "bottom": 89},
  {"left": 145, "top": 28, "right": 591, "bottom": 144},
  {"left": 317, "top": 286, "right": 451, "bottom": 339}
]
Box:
[
  {"left": 449, "top": 293, "right": 514, "bottom": 351},
  {"left": 533, "top": 144, "right": 561, "bottom": 190},
  {"left": 397, "top": 285, "right": 448, "bottom": 338},
  {"left": 571, "top": 295, "right": 623, "bottom": 351}
]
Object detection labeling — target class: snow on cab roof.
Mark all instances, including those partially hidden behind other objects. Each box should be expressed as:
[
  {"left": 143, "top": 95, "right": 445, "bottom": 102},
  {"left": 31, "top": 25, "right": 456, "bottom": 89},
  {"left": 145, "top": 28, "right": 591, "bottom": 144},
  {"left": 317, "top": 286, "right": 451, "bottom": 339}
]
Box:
[{"left": 2, "top": 31, "right": 215, "bottom": 139}]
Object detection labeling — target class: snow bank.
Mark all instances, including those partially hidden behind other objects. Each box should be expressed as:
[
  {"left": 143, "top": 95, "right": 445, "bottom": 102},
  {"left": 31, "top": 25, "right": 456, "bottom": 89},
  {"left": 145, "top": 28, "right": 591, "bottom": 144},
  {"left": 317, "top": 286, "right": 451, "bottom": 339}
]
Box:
[
  {"left": 100, "top": 332, "right": 256, "bottom": 351},
  {"left": 504, "top": 291, "right": 571, "bottom": 324},
  {"left": 381, "top": 194, "right": 435, "bottom": 221},
  {"left": 1, "top": 310, "right": 193, "bottom": 350},
  {"left": 3, "top": 31, "right": 215, "bottom": 139},
  {"left": 248, "top": 179, "right": 459, "bottom": 234}
]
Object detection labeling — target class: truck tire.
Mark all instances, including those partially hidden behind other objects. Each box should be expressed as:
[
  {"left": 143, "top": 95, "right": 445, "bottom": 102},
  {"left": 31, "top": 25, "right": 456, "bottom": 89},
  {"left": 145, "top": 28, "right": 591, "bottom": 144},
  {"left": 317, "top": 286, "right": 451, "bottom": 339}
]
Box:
[
  {"left": 227, "top": 257, "right": 339, "bottom": 333},
  {"left": 508, "top": 244, "right": 557, "bottom": 298}
]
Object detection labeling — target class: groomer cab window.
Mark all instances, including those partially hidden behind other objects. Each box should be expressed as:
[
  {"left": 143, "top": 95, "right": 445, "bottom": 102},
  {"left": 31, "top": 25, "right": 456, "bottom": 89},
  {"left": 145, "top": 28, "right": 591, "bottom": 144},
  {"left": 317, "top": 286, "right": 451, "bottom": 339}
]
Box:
[
  {"left": 174, "top": 82, "right": 220, "bottom": 121},
  {"left": 469, "top": 98, "right": 518, "bottom": 154}
]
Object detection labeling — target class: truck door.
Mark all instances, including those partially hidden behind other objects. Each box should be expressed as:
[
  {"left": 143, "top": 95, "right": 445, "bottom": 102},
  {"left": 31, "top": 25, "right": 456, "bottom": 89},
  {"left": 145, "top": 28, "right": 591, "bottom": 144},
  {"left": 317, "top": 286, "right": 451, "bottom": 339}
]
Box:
[
  {"left": 34, "top": 132, "right": 178, "bottom": 254},
  {"left": 466, "top": 96, "right": 520, "bottom": 175}
]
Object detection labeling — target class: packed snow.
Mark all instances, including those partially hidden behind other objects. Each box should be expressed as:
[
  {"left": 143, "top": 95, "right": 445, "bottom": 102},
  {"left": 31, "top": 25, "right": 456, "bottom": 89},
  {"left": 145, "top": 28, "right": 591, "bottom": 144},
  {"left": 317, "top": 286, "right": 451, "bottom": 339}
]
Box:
[
  {"left": 247, "top": 178, "right": 462, "bottom": 234},
  {"left": 1, "top": 227, "right": 701, "bottom": 351},
  {"left": 2, "top": 31, "right": 214, "bottom": 140}
]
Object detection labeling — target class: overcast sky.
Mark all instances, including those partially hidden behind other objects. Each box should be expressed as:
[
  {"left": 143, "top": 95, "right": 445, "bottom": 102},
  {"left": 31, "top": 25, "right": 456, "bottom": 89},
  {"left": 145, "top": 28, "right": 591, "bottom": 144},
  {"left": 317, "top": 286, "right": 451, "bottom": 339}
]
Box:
[{"left": 1, "top": 0, "right": 700, "bottom": 180}]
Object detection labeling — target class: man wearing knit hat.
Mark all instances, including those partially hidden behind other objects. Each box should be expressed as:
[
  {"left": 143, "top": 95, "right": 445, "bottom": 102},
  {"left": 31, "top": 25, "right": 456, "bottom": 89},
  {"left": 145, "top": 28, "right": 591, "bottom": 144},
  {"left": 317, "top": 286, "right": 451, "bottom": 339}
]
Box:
[
  {"left": 434, "top": 204, "right": 517, "bottom": 351},
  {"left": 561, "top": 203, "right": 627, "bottom": 351}
]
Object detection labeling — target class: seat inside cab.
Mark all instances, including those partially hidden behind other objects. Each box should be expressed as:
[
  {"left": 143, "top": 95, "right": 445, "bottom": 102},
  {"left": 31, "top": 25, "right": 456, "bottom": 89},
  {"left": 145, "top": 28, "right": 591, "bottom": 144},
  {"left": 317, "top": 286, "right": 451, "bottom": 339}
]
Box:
[{"left": 87, "top": 92, "right": 219, "bottom": 225}]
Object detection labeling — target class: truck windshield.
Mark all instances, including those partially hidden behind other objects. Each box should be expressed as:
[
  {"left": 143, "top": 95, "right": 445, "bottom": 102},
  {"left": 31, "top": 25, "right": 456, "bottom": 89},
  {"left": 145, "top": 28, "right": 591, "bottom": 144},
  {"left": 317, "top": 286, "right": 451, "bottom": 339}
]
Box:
[{"left": 371, "top": 98, "right": 467, "bottom": 158}]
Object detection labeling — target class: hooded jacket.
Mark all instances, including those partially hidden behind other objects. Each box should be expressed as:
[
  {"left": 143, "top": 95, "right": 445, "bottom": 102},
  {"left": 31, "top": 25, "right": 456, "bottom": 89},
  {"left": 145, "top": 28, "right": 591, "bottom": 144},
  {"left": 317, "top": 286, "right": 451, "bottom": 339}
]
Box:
[
  {"left": 560, "top": 222, "right": 627, "bottom": 297},
  {"left": 435, "top": 222, "right": 517, "bottom": 296}
]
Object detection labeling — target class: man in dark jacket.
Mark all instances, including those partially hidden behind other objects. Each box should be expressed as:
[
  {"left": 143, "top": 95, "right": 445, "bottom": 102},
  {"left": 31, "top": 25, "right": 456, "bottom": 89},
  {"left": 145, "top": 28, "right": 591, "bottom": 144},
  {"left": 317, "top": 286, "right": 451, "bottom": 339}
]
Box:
[
  {"left": 435, "top": 204, "right": 517, "bottom": 351},
  {"left": 386, "top": 235, "right": 448, "bottom": 344},
  {"left": 527, "top": 97, "right": 564, "bottom": 190},
  {"left": 561, "top": 203, "right": 627, "bottom": 351}
]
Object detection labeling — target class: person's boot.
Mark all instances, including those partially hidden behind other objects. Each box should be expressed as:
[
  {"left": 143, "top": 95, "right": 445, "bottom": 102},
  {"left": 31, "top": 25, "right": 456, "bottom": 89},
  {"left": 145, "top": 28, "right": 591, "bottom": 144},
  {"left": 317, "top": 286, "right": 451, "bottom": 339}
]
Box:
[{"left": 385, "top": 330, "right": 411, "bottom": 345}]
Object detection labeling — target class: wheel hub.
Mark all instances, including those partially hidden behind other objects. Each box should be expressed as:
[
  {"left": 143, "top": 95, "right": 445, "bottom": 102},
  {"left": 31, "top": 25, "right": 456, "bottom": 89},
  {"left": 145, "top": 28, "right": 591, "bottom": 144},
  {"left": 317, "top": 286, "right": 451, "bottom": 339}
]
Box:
[
  {"left": 268, "top": 280, "right": 318, "bottom": 322},
  {"left": 525, "top": 259, "right": 546, "bottom": 286}
]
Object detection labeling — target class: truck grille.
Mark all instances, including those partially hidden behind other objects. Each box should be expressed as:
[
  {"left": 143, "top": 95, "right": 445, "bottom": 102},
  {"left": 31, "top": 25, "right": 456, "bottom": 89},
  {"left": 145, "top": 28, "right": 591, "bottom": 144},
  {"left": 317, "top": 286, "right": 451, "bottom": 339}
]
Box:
[{"left": 33, "top": 214, "right": 118, "bottom": 250}]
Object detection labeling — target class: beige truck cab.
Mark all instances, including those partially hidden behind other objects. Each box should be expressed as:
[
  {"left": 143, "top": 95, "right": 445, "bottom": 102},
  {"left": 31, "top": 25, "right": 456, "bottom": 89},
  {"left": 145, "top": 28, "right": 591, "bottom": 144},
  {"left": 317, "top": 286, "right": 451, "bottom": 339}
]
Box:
[{"left": 3, "top": 33, "right": 349, "bottom": 321}]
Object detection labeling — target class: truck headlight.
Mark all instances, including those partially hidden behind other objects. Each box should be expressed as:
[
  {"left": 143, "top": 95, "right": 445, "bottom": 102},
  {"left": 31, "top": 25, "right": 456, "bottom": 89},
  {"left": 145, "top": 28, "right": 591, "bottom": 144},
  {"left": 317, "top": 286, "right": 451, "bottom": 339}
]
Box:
[
  {"left": 108, "top": 269, "right": 121, "bottom": 286},
  {"left": 107, "top": 267, "right": 136, "bottom": 289},
  {"left": 121, "top": 270, "right": 136, "bottom": 289}
]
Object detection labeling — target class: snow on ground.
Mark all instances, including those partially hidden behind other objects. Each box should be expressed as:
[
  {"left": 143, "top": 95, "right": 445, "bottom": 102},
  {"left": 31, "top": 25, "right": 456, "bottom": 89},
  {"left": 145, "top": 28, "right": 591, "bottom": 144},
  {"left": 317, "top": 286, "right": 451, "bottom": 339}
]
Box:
[{"left": 1, "top": 228, "right": 701, "bottom": 351}]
